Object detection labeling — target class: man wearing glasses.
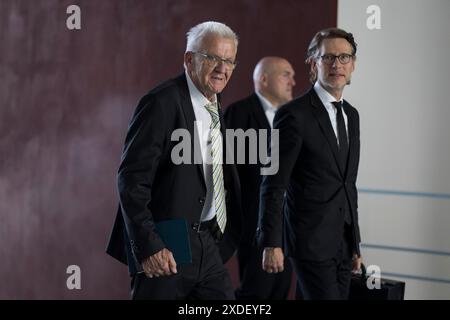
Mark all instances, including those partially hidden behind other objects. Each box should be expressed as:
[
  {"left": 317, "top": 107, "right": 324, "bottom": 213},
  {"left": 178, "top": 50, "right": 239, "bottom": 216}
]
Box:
[
  {"left": 258, "top": 28, "right": 363, "bottom": 299},
  {"left": 107, "top": 21, "right": 242, "bottom": 299}
]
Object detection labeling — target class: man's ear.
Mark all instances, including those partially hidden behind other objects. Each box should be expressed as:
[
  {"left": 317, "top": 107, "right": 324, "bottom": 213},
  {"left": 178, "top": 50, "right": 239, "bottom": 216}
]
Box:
[
  {"left": 309, "top": 59, "right": 318, "bottom": 82},
  {"left": 184, "top": 51, "right": 193, "bottom": 68},
  {"left": 261, "top": 73, "right": 269, "bottom": 87},
  {"left": 311, "top": 59, "right": 317, "bottom": 74}
]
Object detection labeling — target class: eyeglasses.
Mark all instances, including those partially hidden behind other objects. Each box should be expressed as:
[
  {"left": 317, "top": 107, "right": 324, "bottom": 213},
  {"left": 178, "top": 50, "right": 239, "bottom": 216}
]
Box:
[
  {"left": 192, "top": 52, "right": 237, "bottom": 70},
  {"left": 320, "top": 53, "right": 354, "bottom": 65}
]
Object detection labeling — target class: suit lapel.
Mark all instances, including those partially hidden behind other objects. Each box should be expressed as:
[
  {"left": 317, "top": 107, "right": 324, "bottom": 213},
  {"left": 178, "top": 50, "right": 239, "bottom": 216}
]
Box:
[
  {"left": 176, "top": 74, "right": 206, "bottom": 187},
  {"left": 309, "top": 88, "right": 345, "bottom": 177},
  {"left": 218, "top": 101, "right": 232, "bottom": 192},
  {"left": 218, "top": 101, "right": 229, "bottom": 162},
  {"left": 250, "top": 94, "right": 271, "bottom": 130}
]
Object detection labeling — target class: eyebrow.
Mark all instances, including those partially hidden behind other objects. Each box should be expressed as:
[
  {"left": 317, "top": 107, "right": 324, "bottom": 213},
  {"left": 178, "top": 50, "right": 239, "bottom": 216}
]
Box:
[{"left": 322, "top": 52, "right": 353, "bottom": 55}]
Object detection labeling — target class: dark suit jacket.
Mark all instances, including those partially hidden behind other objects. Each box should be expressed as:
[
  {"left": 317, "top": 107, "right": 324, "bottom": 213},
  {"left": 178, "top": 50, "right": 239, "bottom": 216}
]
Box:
[
  {"left": 106, "top": 74, "right": 243, "bottom": 275},
  {"left": 258, "top": 87, "right": 361, "bottom": 261},
  {"left": 224, "top": 93, "right": 271, "bottom": 248}
]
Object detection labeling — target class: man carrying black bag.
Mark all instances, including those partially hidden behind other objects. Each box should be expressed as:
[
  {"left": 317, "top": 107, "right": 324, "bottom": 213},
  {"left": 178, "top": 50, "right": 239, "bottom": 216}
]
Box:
[
  {"left": 258, "top": 28, "right": 363, "bottom": 300},
  {"left": 349, "top": 264, "right": 405, "bottom": 300}
]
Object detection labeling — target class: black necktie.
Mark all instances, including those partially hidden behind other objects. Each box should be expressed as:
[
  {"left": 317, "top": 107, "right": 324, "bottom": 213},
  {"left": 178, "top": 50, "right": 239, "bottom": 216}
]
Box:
[
  {"left": 332, "top": 101, "right": 352, "bottom": 225},
  {"left": 332, "top": 101, "right": 349, "bottom": 169}
]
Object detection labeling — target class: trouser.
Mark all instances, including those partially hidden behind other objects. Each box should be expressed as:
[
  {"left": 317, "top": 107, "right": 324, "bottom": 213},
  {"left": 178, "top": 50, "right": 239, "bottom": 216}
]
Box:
[
  {"left": 131, "top": 219, "right": 235, "bottom": 300},
  {"left": 292, "top": 224, "right": 354, "bottom": 300}
]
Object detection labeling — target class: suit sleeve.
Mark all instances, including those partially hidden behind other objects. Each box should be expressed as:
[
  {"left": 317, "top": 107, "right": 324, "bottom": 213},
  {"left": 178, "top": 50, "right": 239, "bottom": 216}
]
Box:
[
  {"left": 258, "top": 106, "right": 303, "bottom": 248},
  {"left": 117, "top": 95, "right": 170, "bottom": 263},
  {"left": 353, "top": 108, "right": 362, "bottom": 254}
]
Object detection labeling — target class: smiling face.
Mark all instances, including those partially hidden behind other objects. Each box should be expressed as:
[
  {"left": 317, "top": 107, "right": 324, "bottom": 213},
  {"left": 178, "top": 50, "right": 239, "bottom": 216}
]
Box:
[
  {"left": 312, "top": 37, "right": 355, "bottom": 100},
  {"left": 184, "top": 34, "right": 237, "bottom": 101}
]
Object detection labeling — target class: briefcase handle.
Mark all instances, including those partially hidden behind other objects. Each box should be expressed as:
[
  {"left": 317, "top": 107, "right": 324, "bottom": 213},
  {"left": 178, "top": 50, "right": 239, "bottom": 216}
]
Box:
[
  {"left": 361, "top": 263, "right": 367, "bottom": 277},
  {"left": 354, "top": 262, "right": 367, "bottom": 278}
]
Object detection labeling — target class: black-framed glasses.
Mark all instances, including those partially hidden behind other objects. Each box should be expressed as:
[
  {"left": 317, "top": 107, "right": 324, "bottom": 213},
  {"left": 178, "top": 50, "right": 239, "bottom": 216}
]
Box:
[
  {"left": 191, "top": 51, "right": 237, "bottom": 70},
  {"left": 320, "top": 53, "right": 354, "bottom": 65}
]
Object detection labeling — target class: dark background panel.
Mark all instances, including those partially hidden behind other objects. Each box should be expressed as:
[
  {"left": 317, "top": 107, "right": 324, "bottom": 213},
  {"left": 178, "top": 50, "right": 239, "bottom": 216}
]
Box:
[{"left": 0, "top": 0, "right": 336, "bottom": 299}]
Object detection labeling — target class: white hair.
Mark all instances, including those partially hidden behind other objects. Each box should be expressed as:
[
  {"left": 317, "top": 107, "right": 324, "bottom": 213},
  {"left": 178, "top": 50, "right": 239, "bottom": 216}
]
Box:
[{"left": 185, "top": 21, "right": 238, "bottom": 52}]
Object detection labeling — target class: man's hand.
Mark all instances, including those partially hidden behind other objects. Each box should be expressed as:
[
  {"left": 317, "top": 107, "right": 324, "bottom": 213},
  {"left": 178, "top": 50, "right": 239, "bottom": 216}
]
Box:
[
  {"left": 142, "top": 248, "right": 177, "bottom": 278},
  {"left": 352, "top": 254, "right": 362, "bottom": 273},
  {"left": 262, "top": 247, "right": 284, "bottom": 274}
]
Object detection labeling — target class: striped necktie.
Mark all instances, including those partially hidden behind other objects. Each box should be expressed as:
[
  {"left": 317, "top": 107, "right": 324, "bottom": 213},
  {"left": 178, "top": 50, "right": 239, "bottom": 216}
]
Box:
[{"left": 204, "top": 101, "right": 227, "bottom": 233}]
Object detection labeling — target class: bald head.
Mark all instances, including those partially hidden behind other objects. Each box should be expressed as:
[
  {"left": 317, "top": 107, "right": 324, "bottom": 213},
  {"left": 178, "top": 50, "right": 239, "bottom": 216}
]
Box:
[{"left": 253, "top": 57, "right": 296, "bottom": 108}]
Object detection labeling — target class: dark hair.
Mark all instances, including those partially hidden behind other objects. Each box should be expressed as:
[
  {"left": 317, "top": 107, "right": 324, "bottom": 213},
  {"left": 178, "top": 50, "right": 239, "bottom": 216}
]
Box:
[{"left": 305, "top": 28, "right": 357, "bottom": 83}]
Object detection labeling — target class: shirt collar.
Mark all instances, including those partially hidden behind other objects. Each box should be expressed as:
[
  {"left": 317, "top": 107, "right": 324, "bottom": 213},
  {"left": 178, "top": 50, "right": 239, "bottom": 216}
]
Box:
[
  {"left": 314, "top": 81, "right": 344, "bottom": 108},
  {"left": 185, "top": 71, "right": 216, "bottom": 108},
  {"left": 255, "top": 91, "right": 277, "bottom": 113}
]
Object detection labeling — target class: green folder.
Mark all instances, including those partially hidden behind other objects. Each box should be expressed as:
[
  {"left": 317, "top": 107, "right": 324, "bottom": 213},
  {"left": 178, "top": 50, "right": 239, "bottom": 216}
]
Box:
[{"left": 155, "top": 218, "right": 192, "bottom": 264}]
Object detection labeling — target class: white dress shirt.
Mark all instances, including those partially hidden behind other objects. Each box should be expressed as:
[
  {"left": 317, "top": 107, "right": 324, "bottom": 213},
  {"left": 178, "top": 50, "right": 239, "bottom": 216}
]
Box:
[
  {"left": 313, "top": 81, "right": 349, "bottom": 146},
  {"left": 185, "top": 72, "right": 219, "bottom": 222},
  {"left": 255, "top": 91, "right": 278, "bottom": 128}
]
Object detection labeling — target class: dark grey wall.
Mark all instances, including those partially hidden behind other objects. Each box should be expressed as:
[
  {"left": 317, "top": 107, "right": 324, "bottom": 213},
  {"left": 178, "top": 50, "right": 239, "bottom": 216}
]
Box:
[{"left": 0, "top": 0, "right": 336, "bottom": 299}]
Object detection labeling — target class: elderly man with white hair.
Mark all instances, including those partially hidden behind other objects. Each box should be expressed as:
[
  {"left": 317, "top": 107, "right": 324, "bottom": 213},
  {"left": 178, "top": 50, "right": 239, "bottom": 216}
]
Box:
[{"left": 107, "top": 21, "right": 242, "bottom": 300}]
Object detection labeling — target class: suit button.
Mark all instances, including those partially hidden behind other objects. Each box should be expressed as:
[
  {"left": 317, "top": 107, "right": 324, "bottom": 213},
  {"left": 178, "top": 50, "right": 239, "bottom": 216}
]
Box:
[{"left": 199, "top": 197, "right": 205, "bottom": 205}]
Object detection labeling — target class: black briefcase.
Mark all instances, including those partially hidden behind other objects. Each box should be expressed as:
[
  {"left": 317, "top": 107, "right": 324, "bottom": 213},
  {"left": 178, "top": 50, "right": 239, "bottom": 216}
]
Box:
[{"left": 349, "top": 264, "right": 405, "bottom": 300}]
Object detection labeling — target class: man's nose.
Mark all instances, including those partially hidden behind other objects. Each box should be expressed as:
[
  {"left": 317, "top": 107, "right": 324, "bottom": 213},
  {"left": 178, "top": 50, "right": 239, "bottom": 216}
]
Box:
[
  {"left": 331, "top": 57, "right": 343, "bottom": 68},
  {"left": 215, "top": 61, "right": 228, "bottom": 72}
]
